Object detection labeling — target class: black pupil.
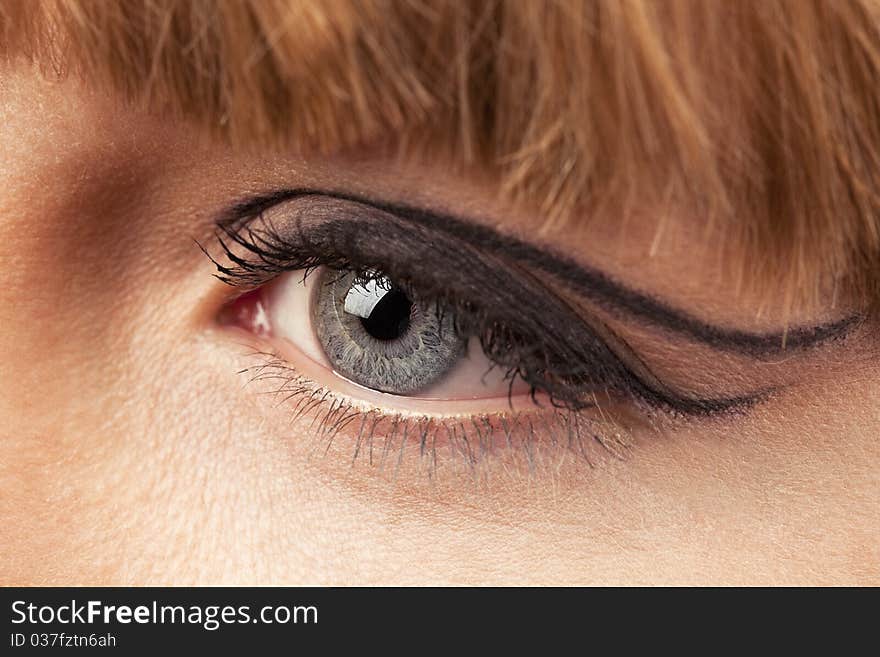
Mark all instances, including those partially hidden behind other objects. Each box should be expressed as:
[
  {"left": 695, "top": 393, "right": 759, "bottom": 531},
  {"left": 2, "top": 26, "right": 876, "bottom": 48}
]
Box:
[{"left": 361, "top": 287, "right": 412, "bottom": 341}]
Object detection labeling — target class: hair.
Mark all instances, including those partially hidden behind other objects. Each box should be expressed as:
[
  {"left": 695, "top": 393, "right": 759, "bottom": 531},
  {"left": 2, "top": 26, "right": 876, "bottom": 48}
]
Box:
[{"left": 3, "top": 0, "right": 880, "bottom": 312}]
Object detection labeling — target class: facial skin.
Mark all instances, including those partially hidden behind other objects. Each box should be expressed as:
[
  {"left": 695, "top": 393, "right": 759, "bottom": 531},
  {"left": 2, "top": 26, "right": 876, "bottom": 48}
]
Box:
[{"left": 1, "top": 64, "right": 878, "bottom": 585}]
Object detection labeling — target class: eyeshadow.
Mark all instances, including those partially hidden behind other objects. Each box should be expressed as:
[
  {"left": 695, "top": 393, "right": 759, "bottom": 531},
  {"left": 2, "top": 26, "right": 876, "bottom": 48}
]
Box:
[
  {"left": 208, "top": 192, "right": 768, "bottom": 416},
  {"left": 217, "top": 187, "right": 862, "bottom": 358}
]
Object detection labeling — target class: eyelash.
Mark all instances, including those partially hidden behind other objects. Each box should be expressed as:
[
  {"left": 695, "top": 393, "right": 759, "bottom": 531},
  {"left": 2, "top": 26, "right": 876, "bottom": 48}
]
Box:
[
  {"left": 236, "top": 350, "right": 635, "bottom": 474},
  {"left": 203, "top": 193, "right": 757, "bottom": 469}
]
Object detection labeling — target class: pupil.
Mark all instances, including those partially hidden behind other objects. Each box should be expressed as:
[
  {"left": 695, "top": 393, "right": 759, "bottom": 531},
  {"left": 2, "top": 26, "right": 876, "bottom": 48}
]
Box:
[{"left": 360, "top": 287, "right": 412, "bottom": 341}]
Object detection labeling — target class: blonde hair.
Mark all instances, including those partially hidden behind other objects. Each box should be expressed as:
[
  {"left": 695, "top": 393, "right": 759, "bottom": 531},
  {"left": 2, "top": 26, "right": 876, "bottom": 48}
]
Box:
[{"left": 3, "top": 0, "right": 880, "bottom": 308}]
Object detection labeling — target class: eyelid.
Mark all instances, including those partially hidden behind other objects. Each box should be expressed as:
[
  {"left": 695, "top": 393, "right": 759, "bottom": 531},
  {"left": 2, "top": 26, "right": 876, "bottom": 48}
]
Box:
[
  {"left": 215, "top": 188, "right": 863, "bottom": 358},
  {"left": 231, "top": 346, "right": 641, "bottom": 473}
]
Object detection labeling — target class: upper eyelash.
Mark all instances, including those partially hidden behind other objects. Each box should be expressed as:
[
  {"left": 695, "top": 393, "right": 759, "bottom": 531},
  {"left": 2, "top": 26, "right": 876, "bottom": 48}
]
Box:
[{"left": 204, "top": 196, "right": 763, "bottom": 417}]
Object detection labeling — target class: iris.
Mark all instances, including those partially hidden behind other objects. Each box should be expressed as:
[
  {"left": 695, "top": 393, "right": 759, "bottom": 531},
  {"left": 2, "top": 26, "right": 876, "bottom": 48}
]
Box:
[{"left": 313, "top": 270, "right": 465, "bottom": 394}]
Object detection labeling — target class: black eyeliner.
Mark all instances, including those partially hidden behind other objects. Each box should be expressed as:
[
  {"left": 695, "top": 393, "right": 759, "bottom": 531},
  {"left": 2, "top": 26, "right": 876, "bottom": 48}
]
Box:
[
  {"left": 216, "top": 188, "right": 861, "bottom": 358},
  {"left": 208, "top": 191, "right": 773, "bottom": 416}
]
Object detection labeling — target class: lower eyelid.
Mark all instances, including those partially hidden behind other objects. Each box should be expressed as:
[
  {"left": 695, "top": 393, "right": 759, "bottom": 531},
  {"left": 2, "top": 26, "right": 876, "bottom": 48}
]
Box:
[
  {"left": 215, "top": 280, "right": 646, "bottom": 472},
  {"left": 231, "top": 348, "right": 638, "bottom": 472}
]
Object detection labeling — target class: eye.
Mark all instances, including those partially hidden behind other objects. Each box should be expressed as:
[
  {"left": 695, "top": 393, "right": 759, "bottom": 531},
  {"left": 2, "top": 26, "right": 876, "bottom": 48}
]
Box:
[
  {"left": 207, "top": 188, "right": 777, "bottom": 449},
  {"left": 252, "top": 267, "right": 526, "bottom": 403}
]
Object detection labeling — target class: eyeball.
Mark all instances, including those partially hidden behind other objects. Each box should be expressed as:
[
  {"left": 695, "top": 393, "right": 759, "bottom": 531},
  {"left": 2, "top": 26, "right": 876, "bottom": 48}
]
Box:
[{"left": 254, "top": 267, "right": 529, "bottom": 402}]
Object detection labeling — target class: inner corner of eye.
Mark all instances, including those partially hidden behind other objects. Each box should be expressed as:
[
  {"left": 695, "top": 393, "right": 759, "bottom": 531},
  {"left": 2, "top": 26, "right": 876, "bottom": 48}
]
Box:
[
  {"left": 217, "top": 268, "right": 327, "bottom": 363},
  {"left": 216, "top": 266, "right": 532, "bottom": 408},
  {"left": 217, "top": 288, "right": 272, "bottom": 337}
]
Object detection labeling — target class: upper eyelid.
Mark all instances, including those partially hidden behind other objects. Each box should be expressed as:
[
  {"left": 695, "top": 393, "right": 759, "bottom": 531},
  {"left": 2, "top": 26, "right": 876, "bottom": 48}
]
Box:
[{"left": 217, "top": 188, "right": 863, "bottom": 358}]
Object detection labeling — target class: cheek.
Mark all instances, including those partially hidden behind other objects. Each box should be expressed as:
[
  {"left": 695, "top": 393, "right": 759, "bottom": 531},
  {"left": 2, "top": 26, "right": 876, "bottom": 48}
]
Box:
[{"left": 0, "top": 336, "right": 307, "bottom": 583}]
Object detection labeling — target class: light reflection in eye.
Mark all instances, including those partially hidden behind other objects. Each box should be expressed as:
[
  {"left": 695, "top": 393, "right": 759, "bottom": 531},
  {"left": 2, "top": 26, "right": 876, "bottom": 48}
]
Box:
[{"left": 343, "top": 273, "right": 396, "bottom": 320}]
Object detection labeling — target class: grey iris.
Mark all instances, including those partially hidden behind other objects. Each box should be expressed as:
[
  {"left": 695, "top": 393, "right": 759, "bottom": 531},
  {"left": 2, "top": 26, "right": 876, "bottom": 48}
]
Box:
[{"left": 313, "top": 270, "right": 466, "bottom": 394}]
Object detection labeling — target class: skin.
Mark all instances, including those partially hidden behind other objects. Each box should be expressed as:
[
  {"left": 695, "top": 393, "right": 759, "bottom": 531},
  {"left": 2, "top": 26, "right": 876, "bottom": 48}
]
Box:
[{"left": 0, "top": 64, "right": 878, "bottom": 586}]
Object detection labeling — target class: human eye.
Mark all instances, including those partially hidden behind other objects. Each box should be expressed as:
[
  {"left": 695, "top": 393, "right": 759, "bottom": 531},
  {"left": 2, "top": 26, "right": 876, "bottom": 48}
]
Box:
[
  {"left": 202, "top": 189, "right": 861, "bottom": 474},
  {"left": 265, "top": 267, "right": 525, "bottom": 402}
]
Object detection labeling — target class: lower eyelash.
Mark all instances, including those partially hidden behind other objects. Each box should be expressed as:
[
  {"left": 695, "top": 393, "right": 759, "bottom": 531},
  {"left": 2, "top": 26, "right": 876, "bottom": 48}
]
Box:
[{"left": 237, "top": 350, "right": 640, "bottom": 476}]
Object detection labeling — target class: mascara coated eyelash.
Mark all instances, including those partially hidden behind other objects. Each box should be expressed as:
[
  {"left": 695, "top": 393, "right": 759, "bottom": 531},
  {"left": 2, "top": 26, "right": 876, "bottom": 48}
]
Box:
[{"left": 236, "top": 351, "right": 635, "bottom": 474}]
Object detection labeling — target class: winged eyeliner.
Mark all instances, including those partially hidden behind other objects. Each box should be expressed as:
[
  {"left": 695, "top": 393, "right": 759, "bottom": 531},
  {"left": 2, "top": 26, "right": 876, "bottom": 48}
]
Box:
[{"left": 218, "top": 188, "right": 859, "bottom": 358}]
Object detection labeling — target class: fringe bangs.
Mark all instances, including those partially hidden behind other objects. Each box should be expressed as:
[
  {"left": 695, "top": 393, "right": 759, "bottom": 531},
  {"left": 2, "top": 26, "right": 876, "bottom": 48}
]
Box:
[{"left": 3, "top": 0, "right": 880, "bottom": 306}]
